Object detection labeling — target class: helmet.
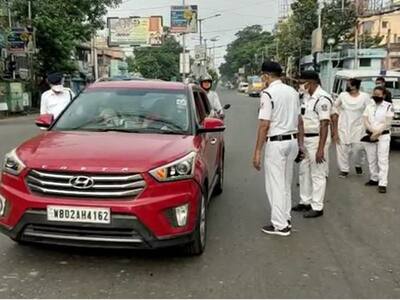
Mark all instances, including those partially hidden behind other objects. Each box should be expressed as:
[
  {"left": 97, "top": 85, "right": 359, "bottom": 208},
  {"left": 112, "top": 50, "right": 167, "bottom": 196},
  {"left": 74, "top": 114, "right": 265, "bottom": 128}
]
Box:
[{"left": 200, "top": 75, "right": 213, "bottom": 83}]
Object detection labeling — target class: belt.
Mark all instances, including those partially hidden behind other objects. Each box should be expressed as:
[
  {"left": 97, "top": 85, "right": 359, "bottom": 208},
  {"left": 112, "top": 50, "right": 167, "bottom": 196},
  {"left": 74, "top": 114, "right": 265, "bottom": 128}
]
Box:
[
  {"left": 304, "top": 133, "right": 319, "bottom": 137},
  {"left": 268, "top": 134, "right": 297, "bottom": 142}
]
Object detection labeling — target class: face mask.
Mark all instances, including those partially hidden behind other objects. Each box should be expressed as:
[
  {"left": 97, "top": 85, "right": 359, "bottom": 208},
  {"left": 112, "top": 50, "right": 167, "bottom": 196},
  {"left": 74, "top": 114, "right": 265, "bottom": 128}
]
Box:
[
  {"left": 372, "top": 96, "right": 384, "bottom": 103},
  {"left": 299, "top": 83, "right": 309, "bottom": 95},
  {"left": 51, "top": 84, "right": 64, "bottom": 93}
]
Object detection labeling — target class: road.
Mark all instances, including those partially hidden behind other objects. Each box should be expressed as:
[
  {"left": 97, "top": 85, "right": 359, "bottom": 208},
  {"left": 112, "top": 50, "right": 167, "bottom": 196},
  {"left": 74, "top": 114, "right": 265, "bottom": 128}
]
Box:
[{"left": 0, "top": 90, "right": 400, "bottom": 298}]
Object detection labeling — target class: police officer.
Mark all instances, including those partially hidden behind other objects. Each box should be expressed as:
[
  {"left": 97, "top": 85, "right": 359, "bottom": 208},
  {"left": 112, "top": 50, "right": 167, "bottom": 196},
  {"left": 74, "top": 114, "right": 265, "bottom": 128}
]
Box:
[
  {"left": 199, "top": 75, "right": 224, "bottom": 119},
  {"left": 40, "top": 72, "right": 74, "bottom": 119},
  {"left": 363, "top": 86, "right": 394, "bottom": 194},
  {"left": 292, "top": 71, "right": 332, "bottom": 218},
  {"left": 375, "top": 77, "right": 392, "bottom": 103},
  {"left": 253, "top": 61, "right": 304, "bottom": 236},
  {"left": 333, "top": 78, "right": 370, "bottom": 178}
]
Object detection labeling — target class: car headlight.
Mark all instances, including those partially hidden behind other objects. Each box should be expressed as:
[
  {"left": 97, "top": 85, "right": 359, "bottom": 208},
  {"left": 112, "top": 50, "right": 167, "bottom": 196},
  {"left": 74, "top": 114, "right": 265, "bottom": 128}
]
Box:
[
  {"left": 3, "top": 149, "right": 25, "bottom": 176},
  {"left": 150, "top": 152, "right": 196, "bottom": 182}
]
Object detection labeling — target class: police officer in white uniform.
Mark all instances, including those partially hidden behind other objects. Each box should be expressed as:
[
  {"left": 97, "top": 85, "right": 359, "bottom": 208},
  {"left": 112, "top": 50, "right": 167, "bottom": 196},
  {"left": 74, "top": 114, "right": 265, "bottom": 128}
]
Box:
[
  {"left": 292, "top": 71, "right": 332, "bottom": 218},
  {"left": 40, "top": 72, "right": 75, "bottom": 119},
  {"left": 199, "top": 75, "right": 224, "bottom": 119},
  {"left": 253, "top": 61, "right": 304, "bottom": 236},
  {"left": 363, "top": 86, "right": 394, "bottom": 194},
  {"left": 333, "top": 78, "right": 370, "bottom": 178}
]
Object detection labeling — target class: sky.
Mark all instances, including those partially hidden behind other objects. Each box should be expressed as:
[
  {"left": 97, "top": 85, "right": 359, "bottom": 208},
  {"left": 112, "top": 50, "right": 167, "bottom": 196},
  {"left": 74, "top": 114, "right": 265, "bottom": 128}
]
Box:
[{"left": 106, "top": 0, "right": 281, "bottom": 67}]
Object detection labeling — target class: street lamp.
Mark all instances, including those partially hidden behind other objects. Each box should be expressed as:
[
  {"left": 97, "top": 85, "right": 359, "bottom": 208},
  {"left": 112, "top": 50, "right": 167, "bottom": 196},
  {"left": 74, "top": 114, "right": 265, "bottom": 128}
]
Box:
[
  {"left": 327, "top": 38, "right": 336, "bottom": 93},
  {"left": 198, "top": 13, "right": 222, "bottom": 45}
]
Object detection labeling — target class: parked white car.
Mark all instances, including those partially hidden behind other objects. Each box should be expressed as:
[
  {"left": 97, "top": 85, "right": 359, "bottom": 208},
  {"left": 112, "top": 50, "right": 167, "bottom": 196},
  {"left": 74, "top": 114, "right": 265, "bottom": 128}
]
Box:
[{"left": 238, "top": 82, "right": 249, "bottom": 93}]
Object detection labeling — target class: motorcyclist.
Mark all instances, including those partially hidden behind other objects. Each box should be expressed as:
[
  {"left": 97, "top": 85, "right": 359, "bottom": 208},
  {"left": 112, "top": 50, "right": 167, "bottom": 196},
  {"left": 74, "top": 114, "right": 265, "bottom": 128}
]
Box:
[{"left": 199, "top": 75, "right": 224, "bottom": 119}]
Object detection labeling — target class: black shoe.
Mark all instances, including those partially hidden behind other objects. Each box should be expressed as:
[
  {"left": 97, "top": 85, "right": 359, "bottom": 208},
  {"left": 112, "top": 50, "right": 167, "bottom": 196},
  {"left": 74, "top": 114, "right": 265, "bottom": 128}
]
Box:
[
  {"left": 304, "top": 210, "right": 324, "bottom": 218},
  {"left": 378, "top": 186, "right": 387, "bottom": 194},
  {"left": 288, "top": 220, "right": 292, "bottom": 229},
  {"left": 339, "top": 171, "right": 349, "bottom": 178},
  {"left": 365, "top": 180, "right": 379, "bottom": 186},
  {"left": 292, "top": 204, "right": 312, "bottom": 212},
  {"left": 355, "top": 167, "right": 363, "bottom": 175},
  {"left": 261, "top": 225, "right": 291, "bottom": 236}
]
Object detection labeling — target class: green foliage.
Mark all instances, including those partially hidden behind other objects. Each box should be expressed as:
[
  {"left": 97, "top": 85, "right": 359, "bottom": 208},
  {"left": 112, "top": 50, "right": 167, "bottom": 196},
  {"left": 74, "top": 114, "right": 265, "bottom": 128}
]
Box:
[
  {"left": 11, "top": 0, "right": 121, "bottom": 74},
  {"left": 129, "top": 36, "right": 182, "bottom": 81},
  {"left": 219, "top": 25, "right": 274, "bottom": 80}
]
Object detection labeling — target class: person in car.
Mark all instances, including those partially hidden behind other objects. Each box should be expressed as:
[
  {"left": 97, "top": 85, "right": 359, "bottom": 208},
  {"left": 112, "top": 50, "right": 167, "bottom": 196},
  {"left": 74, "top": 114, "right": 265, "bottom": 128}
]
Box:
[{"left": 199, "top": 75, "right": 224, "bottom": 119}]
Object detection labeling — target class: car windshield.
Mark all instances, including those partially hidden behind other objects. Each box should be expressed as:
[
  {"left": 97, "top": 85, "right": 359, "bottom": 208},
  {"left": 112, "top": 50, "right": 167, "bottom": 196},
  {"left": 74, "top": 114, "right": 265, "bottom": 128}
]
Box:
[
  {"left": 359, "top": 77, "right": 400, "bottom": 98},
  {"left": 53, "top": 89, "right": 191, "bottom": 134}
]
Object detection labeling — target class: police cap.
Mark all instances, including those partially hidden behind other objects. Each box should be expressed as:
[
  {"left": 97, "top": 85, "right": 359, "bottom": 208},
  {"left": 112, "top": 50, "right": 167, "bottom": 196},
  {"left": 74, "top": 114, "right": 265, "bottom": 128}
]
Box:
[
  {"left": 261, "top": 61, "right": 282, "bottom": 76},
  {"left": 47, "top": 72, "right": 64, "bottom": 85},
  {"left": 299, "top": 70, "right": 320, "bottom": 82}
]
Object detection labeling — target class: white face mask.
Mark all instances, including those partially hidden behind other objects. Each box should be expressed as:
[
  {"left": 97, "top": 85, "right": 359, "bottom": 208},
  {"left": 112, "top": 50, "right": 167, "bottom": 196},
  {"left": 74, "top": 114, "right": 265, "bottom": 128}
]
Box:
[{"left": 51, "top": 85, "right": 64, "bottom": 93}]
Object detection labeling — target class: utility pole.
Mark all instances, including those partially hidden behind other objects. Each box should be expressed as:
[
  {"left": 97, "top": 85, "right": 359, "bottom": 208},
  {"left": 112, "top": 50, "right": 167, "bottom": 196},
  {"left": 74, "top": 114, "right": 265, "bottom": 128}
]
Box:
[
  {"left": 354, "top": 0, "right": 359, "bottom": 69},
  {"left": 7, "top": 0, "right": 15, "bottom": 80},
  {"left": 181, "top": 0, "right": 187, "bottom": 82}
]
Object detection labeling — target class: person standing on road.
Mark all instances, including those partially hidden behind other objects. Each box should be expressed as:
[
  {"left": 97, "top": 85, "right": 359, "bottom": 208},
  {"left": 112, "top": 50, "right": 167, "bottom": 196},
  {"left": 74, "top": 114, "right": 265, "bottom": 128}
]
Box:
[
  {"left": 333, "top": 78, "right": 370, "bottom": 178},
  {"left": 200, "top": 75, "right": 224, "bottom": 119},
  {"left": 292, "top": 71, "right": 332, "bottom": 218},
  {"left": 253, "top": 61, "right": 304, "bottom": 236},
  {"left": 40, "top": 72, "right": 75, "bottom": 119},
  {"left": 375, "top": 77, "right": 392, "bottom": 103},
  {"left": 362, "top": 87, "right": 394, "bottom": 194}
]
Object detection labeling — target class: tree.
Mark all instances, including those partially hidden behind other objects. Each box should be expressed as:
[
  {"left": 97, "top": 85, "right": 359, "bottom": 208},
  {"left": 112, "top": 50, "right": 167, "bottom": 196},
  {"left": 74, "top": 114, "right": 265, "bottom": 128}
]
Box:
[
  {"left": 219, "top": 25, "right": 274, "bottom": 80},
  {"left": 11, "top": 0, "right": 121, "bottom": 74},
  {"left": 129, "top": 36, "right": 182, "bottom": 81}
]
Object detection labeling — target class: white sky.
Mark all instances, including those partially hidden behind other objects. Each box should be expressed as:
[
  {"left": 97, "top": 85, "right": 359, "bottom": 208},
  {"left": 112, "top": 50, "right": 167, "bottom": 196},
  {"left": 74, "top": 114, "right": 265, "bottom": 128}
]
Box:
[{"left": 107, "top": 0, "right": 280, "bottom": 67}]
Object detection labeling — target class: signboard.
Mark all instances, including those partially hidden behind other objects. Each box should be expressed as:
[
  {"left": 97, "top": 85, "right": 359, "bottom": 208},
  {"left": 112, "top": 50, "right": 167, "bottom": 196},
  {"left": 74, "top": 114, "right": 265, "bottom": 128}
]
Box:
[
  {"left": 108, "top": 16, "right": 163, "bottom": 47},
  {"left": 311, "top": 28, "right": 323, "bottom": 54},
  {"left": 171, "top": 5, "right": 198, "bottom": 33},
  {"left": 8, "top": 28, "right": 32, "bottom": 53},
  {"left": 179, "top": 53, "right": 190, "bottom": 74},
  {"left": 238, "top": 67, "right": 245, "bottom": 75},
  {"left": 0, "top": 102, "right": 8, "bottom": 111},
  {"left": 194, "top": 45, "right": 207, "bottom": 60}
]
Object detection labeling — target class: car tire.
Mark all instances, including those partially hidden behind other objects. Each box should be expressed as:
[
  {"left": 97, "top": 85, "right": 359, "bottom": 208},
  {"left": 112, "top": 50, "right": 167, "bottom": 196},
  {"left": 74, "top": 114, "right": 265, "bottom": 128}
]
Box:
[
  {"left": 213, "top": 153, "right": 224, "bottom": 196},
  {"left": 183, "top": 193, "right": 207, "bottom": 256}
]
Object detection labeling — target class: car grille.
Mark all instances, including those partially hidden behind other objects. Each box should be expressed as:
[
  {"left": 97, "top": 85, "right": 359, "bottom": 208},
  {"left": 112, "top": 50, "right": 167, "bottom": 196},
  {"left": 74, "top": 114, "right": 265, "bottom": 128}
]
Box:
[{"left": 26, "top": 170, "right": 146, "bottom": 199}]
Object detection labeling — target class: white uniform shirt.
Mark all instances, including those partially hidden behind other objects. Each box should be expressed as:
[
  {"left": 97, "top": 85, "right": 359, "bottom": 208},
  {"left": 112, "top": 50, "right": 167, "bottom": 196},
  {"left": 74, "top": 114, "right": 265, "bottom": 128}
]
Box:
[
  {"left": 363, "top": 100, "right": 394, "bottom": 132},
  {"left": 302, "top": 86, "right": 332, "bottom": 134},
  {"left": 40, "top": 88, "right": 74, "bottom": 118},
  {"left": 258, "top": 80, "right": 300, "bottom": 137},
  {"left": 335, "top": 91, "right": 370, "bottom": 144},
  {"left": 207, "top": 90, "right": 223, "bottom": 113}
]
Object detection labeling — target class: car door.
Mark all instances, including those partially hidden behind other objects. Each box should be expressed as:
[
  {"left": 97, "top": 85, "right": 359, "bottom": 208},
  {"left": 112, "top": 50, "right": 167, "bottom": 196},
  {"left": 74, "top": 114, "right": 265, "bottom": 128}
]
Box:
[{"left": 193, "top": 89, "right": 219, "bottom": 191}]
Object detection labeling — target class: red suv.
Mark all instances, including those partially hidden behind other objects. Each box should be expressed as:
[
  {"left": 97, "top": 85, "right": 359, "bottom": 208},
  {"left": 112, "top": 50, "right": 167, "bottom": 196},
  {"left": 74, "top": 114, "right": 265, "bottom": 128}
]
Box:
[{"left": 0, "top": 81, "right": 227, "bottom": 255}]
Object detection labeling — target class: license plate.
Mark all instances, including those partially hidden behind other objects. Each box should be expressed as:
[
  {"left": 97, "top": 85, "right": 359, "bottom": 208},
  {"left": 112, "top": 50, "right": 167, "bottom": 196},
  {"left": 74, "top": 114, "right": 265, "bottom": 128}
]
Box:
[{"left": 47, "top": 206, "right": 111, "bottom": 224}]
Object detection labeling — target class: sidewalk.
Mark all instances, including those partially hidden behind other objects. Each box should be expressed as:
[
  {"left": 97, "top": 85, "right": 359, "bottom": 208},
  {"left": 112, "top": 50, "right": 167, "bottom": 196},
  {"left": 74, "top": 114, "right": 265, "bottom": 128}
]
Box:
[{"left": 0, "top": 110, "right": 39, "bottom": 121}]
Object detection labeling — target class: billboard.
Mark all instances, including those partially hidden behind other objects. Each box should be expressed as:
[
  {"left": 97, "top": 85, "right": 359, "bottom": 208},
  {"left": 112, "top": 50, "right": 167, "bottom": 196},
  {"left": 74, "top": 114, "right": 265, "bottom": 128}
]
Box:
[
  {"left": 171, "top": 5, "right": 198, "bottom": 33},
  {"left": 108, "top": 16, "right": 163, "bottom": 47},
  {"left": 7, "top": 28, "right": 32, "bottom": 53}
]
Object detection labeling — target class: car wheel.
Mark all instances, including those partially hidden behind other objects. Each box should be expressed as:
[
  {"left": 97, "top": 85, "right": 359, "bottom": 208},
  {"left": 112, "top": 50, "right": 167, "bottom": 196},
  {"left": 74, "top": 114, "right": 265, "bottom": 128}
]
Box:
[
  {"left": 183, "top": 193, "right": 207, "bottom": 256},
  {"left": 213, "top": 153, "right": 224, "bottom": 196}
]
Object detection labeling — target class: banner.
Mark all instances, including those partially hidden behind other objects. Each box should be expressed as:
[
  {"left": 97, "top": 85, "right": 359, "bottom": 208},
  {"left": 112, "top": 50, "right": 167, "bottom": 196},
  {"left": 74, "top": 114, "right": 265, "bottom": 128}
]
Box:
[
  {"left": 171, "top": 5, "right": 198, "bottom": 33},
  {"left": 108, "top": 16, "right": 163, "bottom": 46}
]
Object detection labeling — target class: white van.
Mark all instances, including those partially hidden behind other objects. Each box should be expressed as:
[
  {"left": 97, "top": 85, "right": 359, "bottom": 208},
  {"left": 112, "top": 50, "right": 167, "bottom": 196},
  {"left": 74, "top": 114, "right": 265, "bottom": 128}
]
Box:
[{"left": 332, "top": 70, "right": 400, "bottom": 139}]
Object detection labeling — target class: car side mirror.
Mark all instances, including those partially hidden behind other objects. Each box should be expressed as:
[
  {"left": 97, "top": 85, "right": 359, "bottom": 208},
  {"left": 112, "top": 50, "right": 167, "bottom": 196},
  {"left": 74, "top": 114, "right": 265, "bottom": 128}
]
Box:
[
  {"left": 223, "top": 104, "right": 231, "bottom": 110},
  {"left": 35, "top": 114, "right": 54, "bottom": 129},
  {"left": 197, "top": 117, "right": 225, "bottom": 134}
]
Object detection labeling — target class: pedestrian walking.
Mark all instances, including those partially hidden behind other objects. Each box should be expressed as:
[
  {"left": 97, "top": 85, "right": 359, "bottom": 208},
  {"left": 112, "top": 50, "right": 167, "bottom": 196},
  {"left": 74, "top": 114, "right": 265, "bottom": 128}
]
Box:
[
  {"left": 200, "top": 75, "right": 225, "bottom": 119},
  {"left": 333, "top": 78, "right": 370, "bottom": 178},
  {"left": 375, "top": 77, "right": 392, "bottom": 103},
  {"left": 362, "top": 86, "right": 394, "bottom": 194},
  {"left": 253, "top": 61, "right": 304, "bottom": 236},
  {"left": 40, "top": 72, "right": 75, "bottom": 119},
  {"left": 292, "top": 71, "right": 332, "bottom": 218}
]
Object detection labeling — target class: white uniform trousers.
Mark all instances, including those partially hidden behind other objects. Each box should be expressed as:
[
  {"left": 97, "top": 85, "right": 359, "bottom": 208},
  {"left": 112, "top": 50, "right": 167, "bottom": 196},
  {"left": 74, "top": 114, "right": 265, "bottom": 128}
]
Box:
[
  {"left": 264, "top": 139, "right": 298, "bottom": 230},
  {"left": 336, "top": 142, "right": 366, "bottom": 172},
  {"left": 299, "top": 137, "right": 328, "bottom": 211},
  {"left": 363, "top": 134, "right": 391, "bottom": 187}
]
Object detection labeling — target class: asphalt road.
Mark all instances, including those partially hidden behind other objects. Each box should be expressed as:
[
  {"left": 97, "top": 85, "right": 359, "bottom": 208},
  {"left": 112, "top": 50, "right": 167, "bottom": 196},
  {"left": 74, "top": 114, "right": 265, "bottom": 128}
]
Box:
[{"left": 0, "top": 90, "right": 400, "bottom": 298}]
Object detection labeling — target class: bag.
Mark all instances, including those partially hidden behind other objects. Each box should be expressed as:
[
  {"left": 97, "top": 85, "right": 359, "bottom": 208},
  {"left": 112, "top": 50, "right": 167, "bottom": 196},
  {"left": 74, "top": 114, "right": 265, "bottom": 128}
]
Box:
[{"left": 360, "top": 131, "right": 377, "bottom": 143}]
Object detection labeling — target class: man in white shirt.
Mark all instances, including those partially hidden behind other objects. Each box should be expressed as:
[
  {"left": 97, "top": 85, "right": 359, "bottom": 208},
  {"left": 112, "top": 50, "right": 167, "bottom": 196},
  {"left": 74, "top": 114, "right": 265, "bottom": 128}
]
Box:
[
  {"left": 199, "top": 75, "right": 224, "bottom": 119},
  {"left": 253, "top": 61, "right": 304, "bottom": 236},
  {"left": 333, "top": 78, "right": 370, "bottom": 178},
  {"left": 40, "top": 72, "right": 74, "bottom": 119},
  {"left": 363, "top": 86, "right": 394, "bottom": 194}
]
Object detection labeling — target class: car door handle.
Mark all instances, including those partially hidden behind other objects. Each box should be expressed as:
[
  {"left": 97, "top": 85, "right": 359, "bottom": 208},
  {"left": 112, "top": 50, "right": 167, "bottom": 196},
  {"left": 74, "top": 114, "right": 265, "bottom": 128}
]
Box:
[{"left": 210, "top": 138, "right": 217, "bottom": 145}]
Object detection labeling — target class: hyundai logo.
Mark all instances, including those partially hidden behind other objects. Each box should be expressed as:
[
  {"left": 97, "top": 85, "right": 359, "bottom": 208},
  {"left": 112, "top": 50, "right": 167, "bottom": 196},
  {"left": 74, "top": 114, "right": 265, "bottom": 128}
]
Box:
[{"left": 69, "top": 176, "right": 95, "bottom": 190}]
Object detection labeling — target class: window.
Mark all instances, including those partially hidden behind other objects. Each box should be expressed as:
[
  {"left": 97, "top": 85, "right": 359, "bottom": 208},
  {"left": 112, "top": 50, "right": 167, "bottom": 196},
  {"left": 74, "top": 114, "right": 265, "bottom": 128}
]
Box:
[
  {"left": 199, "top": 92, "right": 211, "bottom": 116},
  {"left": 362, "top": 21, "right": 374, "bottom": 33},
  {"left": 193, "top": 91, "right": 207, "bottom": 123},
  {"left": 382, "top": 21, "right": 388, "bottom": 29},
  {"left": 359, "top": 58, "right": 371, "bottom": 67}
]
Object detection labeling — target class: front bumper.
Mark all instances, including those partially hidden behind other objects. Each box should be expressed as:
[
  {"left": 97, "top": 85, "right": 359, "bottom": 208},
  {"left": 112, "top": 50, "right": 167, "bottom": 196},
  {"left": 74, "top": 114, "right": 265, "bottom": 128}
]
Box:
[{"left": 391, "top": 120, "right": 400, "bottom": 137}]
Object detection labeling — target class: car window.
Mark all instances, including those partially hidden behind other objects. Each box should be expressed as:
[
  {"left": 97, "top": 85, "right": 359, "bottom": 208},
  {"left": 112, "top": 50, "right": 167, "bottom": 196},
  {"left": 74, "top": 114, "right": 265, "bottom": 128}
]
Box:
[
  {"left": 193, "top": 91, "right": 207, "bottom": 123},
  {"left": 199, "top": 91, "right": 211, "bottom": 115},
  {"left": 53, "top": 89, "right": 191, "bottom": 134}
]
